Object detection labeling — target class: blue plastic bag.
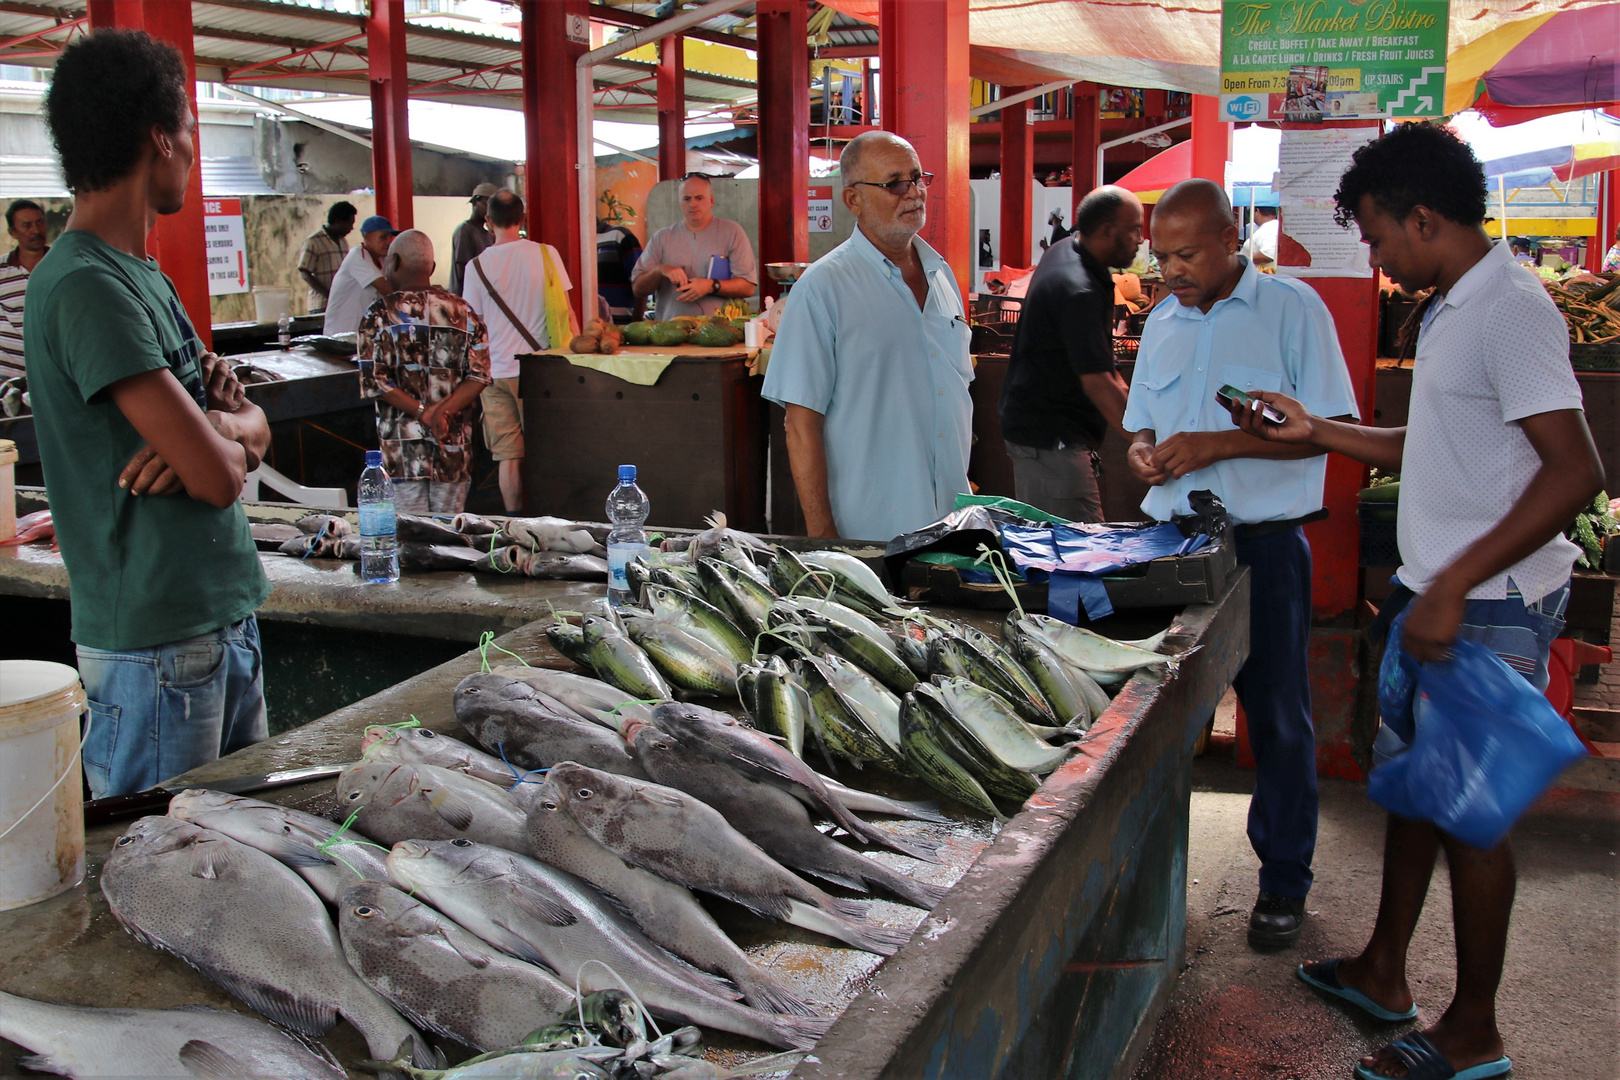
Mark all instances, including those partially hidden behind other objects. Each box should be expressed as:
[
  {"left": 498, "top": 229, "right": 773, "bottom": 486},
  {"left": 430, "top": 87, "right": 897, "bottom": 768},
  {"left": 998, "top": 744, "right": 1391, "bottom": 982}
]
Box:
[{"left": 1368, "top": 637, "right": 1588, "bottom": 849}]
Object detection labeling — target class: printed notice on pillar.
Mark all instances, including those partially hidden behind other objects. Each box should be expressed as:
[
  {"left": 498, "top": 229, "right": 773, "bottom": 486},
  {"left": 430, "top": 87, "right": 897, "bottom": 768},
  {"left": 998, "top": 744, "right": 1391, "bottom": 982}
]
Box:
[
  {"left": 1276, "top": 128, "right": 1376, "bottom": 278},
  {"left": 808, "top": 187, "right": 833, "bottom": 233},
  {"left": 203, "top": 198, "right": 249, "bottom": 296}
]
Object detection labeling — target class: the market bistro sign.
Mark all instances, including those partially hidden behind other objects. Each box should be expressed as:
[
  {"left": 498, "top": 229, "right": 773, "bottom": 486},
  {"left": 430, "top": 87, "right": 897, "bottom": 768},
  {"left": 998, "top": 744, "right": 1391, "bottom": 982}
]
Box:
[{"left": 1219, "top": 0, "right": 1448, "bottom": 122}]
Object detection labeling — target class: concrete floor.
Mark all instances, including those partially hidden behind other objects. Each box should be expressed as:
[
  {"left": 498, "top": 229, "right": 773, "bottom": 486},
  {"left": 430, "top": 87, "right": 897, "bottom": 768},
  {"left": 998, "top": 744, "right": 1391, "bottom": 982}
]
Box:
[{"left": 1132, "top": 751, "right": 1620, "bottom": 1079}]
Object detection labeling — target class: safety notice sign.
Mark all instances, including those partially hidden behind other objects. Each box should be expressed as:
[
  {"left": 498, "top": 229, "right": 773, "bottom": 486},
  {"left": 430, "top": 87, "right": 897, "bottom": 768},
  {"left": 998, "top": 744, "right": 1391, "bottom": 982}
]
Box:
[
  {"left": 1219, "top": 0, "right": 1448, "bottom": 123},
  {"left": 808, "top": 187, "right": 833, "bottom": 233},
  {"left": 203, "top": 197, "right": 249, "bottom": 296}
]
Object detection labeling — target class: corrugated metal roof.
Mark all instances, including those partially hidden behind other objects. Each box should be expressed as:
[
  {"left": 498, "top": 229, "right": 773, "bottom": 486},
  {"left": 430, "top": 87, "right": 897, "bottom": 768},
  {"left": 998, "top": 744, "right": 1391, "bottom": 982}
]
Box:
[{"left": 0, "top": 155, "right": 275, "bottom": 197}]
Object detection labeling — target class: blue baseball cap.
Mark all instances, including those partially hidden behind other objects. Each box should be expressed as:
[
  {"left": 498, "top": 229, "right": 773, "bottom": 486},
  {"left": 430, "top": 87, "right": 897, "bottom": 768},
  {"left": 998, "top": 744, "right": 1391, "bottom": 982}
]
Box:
[{"left": 360, "top": 215, "right": 397, "bottom": 236}]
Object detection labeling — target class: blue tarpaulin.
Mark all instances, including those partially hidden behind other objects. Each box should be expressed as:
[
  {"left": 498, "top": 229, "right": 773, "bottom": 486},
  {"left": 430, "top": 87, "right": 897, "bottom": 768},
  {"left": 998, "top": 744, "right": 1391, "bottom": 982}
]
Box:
[{"left": 1000, "top": 522, "right": 1210, "bottom": 621}]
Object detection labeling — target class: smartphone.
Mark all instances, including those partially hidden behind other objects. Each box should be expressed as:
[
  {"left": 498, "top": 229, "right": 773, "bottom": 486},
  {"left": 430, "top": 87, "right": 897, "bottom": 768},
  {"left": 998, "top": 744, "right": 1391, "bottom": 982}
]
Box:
[{"left": 1216, "top": 384, "right": 1286, "bottom": 425}]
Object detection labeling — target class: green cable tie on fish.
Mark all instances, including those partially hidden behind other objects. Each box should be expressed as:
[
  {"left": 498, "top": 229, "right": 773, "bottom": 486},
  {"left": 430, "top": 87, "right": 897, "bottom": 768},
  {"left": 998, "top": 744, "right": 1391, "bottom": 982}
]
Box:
[
  {"left": 974, "top": 543, "right": 1025, "bottom": 621},
  {"left": 478, "top": 629, "right": 532, "bottom": 674},
  {"left": 313, "top": 807, "right": 391, "bottom": 882}
]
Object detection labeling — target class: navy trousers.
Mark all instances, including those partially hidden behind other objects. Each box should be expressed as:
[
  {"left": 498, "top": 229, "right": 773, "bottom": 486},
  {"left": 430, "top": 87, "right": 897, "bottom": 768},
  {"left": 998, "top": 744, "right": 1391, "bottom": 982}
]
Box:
[{"left": 1231, "top": 526, "right": 1318, "bottom": 899}]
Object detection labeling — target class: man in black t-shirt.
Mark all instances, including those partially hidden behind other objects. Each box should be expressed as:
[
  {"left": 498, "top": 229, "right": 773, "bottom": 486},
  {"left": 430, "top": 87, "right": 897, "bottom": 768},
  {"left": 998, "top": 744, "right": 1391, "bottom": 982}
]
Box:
[{"left": 999, "top": 185, "right": 1143, "bottom": 521}]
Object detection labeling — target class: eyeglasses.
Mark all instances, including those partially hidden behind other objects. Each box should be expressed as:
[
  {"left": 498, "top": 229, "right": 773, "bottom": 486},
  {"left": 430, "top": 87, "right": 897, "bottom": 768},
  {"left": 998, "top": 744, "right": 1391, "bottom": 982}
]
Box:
[{"left": 850, "top": 172, "right": 934, "bottom": 197}]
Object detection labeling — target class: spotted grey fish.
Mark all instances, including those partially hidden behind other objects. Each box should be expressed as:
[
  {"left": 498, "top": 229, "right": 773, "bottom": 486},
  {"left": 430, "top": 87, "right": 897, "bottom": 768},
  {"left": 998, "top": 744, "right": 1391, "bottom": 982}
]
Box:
[
  {"left": 453, "top": 672, "right": 646, "bottom": 778},
  {"left": 338, "top": 881, "right": 576, "bottom": 1053},
  {"left": 336, "top": 760, "right": 530, "bottom": 852},
  {"left": 99, "top": 816, "right": 428, "bottom": 1066}
]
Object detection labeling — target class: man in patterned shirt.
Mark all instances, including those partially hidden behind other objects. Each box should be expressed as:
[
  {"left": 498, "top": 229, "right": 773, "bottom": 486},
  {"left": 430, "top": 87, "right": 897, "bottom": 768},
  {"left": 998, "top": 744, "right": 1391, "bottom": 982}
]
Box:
[
  {"left": 296, "top": 200, "right": 355, "bottom": 313},
  {"left": 357, "top": 229, "right": 491, "bottom": 514},
  {"left": 0, "top": 199, "right": 50, "bottom": 378}
]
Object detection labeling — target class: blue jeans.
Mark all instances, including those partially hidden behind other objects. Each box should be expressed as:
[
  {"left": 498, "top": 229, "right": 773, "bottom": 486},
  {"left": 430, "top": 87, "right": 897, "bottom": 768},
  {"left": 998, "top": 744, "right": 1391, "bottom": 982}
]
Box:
[
  {"left": 77, "top": 617, "right": 267, "bottom": 799},
  {"left": 1233, "top": 526, "right": 1318, "bottom": 900}
]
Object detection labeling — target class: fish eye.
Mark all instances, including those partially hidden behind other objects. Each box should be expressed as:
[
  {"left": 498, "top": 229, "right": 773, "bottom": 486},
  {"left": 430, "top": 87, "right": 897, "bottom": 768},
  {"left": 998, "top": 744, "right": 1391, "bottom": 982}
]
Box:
[
  {"left": 115, "top": 835, "right": 135, "bottom": 846},
  {"left": 450, "top": 838, "right": 472, "bottom": 847},
  {"left": 541, "top": 800, "right": 558, "bottom": 811},
  {"left": 576, "top": 788, "right": 593, "bottom": 799},
  {"left": 419, "top": 730, "right": 437, "bottom": 739},
  {"left": 355, "top": 905, "right": 375, "bottom": 918},
  {"left": 347, "top": 790, "right": 362, "bottom": 800}
]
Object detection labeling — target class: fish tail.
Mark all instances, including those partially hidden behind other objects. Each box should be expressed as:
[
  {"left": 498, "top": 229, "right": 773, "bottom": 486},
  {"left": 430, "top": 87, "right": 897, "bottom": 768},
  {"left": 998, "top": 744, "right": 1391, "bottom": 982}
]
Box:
[
  {"left": 786, "top": 899, "right": 910, "bottom": 956},
  {"left": 736, "top": 970, "right": 818, "bottom": 1017},
  {"left": 771, "top": 1015, "right": 833, "bottom": 1051}
]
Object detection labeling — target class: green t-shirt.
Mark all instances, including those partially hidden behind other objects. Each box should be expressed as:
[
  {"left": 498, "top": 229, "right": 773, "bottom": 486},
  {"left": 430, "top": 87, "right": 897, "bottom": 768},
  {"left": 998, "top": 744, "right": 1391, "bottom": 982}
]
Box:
[{"left": 25, "top": 230, "right": 269, "bottom": 651}]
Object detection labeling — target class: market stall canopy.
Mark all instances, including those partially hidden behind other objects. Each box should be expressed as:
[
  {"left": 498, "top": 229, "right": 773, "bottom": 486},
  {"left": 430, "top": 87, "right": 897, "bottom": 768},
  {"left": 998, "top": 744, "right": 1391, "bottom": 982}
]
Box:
[
  {"left": 1115, "top": 125, "right": 1278, "bottom": 204},
  {"left": 1455, "top": 109, "right": 1620, "bottom": 184},
  {"left": 1444, "top": 4, "right": 1620, "bottom": 116},
  {"left": 825, "top": 0, "right": 1618, "bottom": 102}
]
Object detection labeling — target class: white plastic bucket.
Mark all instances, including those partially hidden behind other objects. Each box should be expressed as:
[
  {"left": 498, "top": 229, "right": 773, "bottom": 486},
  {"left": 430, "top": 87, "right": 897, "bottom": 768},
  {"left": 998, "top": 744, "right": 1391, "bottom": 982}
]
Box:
[
  {"left": 0, "top": 660, "right": 87, "bottom": 911},
  {"left": 252, "top": 286, "right": 291, "bottom": 325}
]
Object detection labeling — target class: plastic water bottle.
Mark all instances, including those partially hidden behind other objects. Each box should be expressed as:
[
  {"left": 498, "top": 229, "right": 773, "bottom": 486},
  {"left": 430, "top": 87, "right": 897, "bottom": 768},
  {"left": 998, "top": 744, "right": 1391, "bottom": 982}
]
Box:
[
  {"left": 277, "top": 311, "right": 292, "bottom": 350},
  {"left": 357, "top": 450, "right": 399, "bottom": 584},
  {"left": 605, "top": 464, "right": 649, "bottom": 607}
]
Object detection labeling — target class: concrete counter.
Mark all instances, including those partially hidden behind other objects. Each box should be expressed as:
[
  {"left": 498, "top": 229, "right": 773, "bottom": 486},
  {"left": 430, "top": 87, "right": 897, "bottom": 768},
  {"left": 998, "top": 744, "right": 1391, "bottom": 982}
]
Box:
[{"left": 0, "top": 567, "right": 1248, "bottom": 1079}]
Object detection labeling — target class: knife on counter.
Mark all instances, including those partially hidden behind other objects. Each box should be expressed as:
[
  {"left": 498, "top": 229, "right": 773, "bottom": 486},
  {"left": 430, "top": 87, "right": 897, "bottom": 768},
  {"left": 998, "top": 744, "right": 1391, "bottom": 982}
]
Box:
[{"left": 82, "top": 764, "right": 346, "bottom": 828}]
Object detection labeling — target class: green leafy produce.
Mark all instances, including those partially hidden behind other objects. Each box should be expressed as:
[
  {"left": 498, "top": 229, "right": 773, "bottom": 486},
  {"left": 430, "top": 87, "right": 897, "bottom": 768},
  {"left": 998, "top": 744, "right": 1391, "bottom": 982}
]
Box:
[
  {"left": 623, "top": 320, "right": 653, "bottom": 346},
  {"left": 649, "top": 321, "right": 691, "bottom": 347},
  {"left": 1566, "top": 491, "right": 1617, "bottom": 570}
]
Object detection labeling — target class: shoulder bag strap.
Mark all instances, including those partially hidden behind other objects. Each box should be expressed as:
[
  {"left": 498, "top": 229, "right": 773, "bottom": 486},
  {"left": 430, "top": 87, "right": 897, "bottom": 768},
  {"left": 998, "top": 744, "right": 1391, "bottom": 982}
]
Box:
[{"left": 471, "top": 254, "right": 544, "bottom": 352}]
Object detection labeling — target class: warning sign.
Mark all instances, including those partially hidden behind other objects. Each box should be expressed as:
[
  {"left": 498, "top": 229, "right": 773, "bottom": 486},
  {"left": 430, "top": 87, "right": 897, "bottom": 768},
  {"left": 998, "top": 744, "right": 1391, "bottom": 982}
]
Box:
[
  {"left": 808, "top": 187, "right": 833, "bottom": 233},
  {"left": 203, "top": 198, "right": 249, "bottom": 296}
]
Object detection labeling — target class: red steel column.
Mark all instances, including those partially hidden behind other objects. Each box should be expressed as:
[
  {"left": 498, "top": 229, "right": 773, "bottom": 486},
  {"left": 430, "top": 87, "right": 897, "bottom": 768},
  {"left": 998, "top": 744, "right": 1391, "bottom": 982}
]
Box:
[
  {"left": 1070, "top": 82, "right": 1098, "bottom": 217},
  {"left": 756, "top": 1, "right": 808, "bottom": 301},
  {"left": 998, "top": 87, "right": 1033, "bottom": 269},
  {"left": 657, "top": 35, "right": 685, "bottom": 181},
  {"left": 89, "top": 0, "right": 213, "bottom": 349},
  {"left": 522, "top": 0, "right": 587, "bottom": 320},
  {"left": 879, "top": 0, "right": 971, "bottom": 291},
  {"left": 368, "top": 0, "right": 412, "bottom": 229},
  {"left": 1189, "top": 95, "right": 1228, "bottom": 184}
]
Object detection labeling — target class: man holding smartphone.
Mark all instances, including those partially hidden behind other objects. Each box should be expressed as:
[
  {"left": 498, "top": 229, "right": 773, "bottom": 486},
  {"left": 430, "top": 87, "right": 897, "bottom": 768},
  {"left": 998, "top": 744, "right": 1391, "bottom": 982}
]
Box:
[
  {"left": 1232, "top": 123, "right": 1600, "bottom": 1080},
  {"left": 1124, "top": 178, "right": 1359, "bottom": 949}
]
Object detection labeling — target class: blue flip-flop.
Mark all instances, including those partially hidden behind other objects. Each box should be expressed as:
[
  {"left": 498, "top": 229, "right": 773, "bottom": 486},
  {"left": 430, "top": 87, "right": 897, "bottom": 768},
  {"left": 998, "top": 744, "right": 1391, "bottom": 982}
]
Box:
[
  {"left": 1353, "top": 1032, "right": 1512, "bottom": 1080},
  {"left": 1297, "top": 959, "right": 1419, "bottom": 1022}
]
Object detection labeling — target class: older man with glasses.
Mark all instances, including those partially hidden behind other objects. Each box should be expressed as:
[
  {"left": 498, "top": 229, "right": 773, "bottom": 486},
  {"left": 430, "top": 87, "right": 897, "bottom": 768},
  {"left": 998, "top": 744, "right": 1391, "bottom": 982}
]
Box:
[{"left": 762, "top": 130, "right": 973, "bottom": 542}]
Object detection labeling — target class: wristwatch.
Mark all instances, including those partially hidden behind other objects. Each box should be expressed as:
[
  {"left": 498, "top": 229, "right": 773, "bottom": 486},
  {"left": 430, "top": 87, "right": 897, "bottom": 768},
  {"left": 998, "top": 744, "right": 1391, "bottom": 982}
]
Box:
[
  {"left": 414, "top": 400, "right": 426, "bottom": 419},
  {"left": 710, "top": 278, "right": 721, "bottom": 296}
]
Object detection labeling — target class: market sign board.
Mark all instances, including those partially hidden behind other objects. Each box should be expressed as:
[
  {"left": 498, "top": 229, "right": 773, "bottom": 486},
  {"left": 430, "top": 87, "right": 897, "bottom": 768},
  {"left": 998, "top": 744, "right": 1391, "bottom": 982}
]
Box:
[
  {"left": 1219, "top": 0, "right": 1448, "bottom": 122},
  {"left": 203, "top": 198, "right": 249, "bottom": 296},
  {"left": 808, "top": 186, "right": 834, "bottom": 233}
]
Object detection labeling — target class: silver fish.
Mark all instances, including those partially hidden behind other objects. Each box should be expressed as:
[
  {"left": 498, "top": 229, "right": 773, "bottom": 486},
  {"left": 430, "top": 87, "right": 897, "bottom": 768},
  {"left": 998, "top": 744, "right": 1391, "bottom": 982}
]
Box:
[
  {"left": 489, "top": 665, "right": 658, "bottom": 731},
  {"left": 99, "top": 816, "right": 427, "bottom": 1066},
  {"left": 642, "top": 583, "right": 754, "bottom": 666},
  {"left": 0, "top": 988, "right": 346, "bottom": 1080},
  {"left": 386, "top": 839, "right": 830, "bottom": 1050},
  {"left": 499, "top": 516, "right": 600, "bottom": 555},
  {"left": 166, "top": 789, "right": 391, "bottom": 904},
  {"left": 932, "top": 676, "right": 1073, "bottom": 775},
  {"left": 338, "top": 881, "right": 576, "bottom": 1053},
  {"left": 736, "top": 654, "right": 808, "bottom": 759},
  {"left": 360, "top": 724, "right": 547, "bottom": 811},
  {"left": 548, "top": 762, "right": 910, "bottom": 957},
  {"left": 799, "top": 550, "right": 901, "bottom": 613},
  {"left": 583, "top": 615, "right": 672, "bottom": 700},
  {"left": 628, "top": 722, "right": 946, "bottom": 911},
  {"left": 524, "top": 784, "right": 813, "bottom": 1017},
  {"left": 453, "top": 672, "right": 646, "bottom": 778},
  {"left": 623, "top": 617, "right": 739, "bottom": 697},
  {"left": 336, "top": 761, "right": 529, "bottom": 852}
]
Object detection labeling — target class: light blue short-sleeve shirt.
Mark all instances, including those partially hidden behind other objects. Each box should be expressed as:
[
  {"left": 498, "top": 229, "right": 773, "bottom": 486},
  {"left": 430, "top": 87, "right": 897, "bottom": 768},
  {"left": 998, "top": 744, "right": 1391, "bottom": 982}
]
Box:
[
  {"left": 762, "top": 227, "right": 974, "bottom": 542},
  {"left": 1121, "top": 258, "right": 1360, "bottom": 524}
]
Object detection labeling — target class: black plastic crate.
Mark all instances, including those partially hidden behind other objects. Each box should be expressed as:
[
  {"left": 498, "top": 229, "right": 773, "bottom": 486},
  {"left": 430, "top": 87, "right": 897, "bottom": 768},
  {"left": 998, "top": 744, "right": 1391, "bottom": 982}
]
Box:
[
  {"left": 901, "top": 534, "right": 1237, "bottom": 613},
  {"left": 1358, "top": 501, "right": 1400, "bottom": 567}
]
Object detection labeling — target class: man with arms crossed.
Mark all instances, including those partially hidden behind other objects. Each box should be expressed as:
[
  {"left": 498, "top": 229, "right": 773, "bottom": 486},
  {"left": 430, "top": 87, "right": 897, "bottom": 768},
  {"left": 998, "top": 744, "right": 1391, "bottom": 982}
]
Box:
[
  {"left": 1125, "top": 178, "right": 1360, "bottom": 949},
  {"left": 999, "top": 185, "right": 1141, "bottom": 521},
  {"left": 28, "top": 29, "right": 272, "bottom": 798},
  {"left": 763, "top": 131, "right": 973, "bottom": 542},
  {"left": 633, "top": 174, "right": 757, "bottom": 319},
  {"left": 1233, "top": 122, "right": 1601, "bottom": 1080},
  {"left": 462, "top": 189, "right": 572, "bottom": 513}
]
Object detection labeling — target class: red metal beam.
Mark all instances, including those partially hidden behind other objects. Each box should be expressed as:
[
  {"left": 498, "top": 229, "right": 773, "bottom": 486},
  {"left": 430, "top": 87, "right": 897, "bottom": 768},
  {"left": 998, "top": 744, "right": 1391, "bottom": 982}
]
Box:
[
  {"left": 657, "top": 34, "right": 684, "bottom": 180},
  {"left": 999, "top": 86, "right": 1033, "bottom": 270},
  {"left": 368, "top": 0, "right": 412, "bottom": 229},
  {"left": 522, "top": 0, "right": 586, "bottom": 323},
  {"left": 1189, "top": 95, "right": 1227, "bottom": 184},
  {"left": 224, "top": 31, "right": 365, "bottom": 80},
  {"left": 587, "top": 3, "right": 752, "bottom": 51},
  {"left": 1071, "top": 81, "right": 1098, "bottom": 218},
  {"left": 879, "top": 0, "right": 970, "bottom": 291},
  {"left": 85, "top": 0, "right": 141, "bottom": 29},
  {"left": 410, "top": 59, "right": 521, "bottom": 95},
  {"left": 756, "top": 0, "right": 808, "bottom": 301},
  {"left": 0, "top": 13, "right": 83, "bottom": 53}
]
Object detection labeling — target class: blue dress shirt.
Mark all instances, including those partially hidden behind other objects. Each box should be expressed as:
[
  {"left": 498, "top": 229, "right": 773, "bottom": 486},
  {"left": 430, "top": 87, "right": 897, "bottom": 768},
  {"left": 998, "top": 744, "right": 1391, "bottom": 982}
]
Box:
[
  {"left": 763, "top": 227, "right": 974, "bottom": 542},
  {"left": 1121, "top": 258, "right": 1360, "bottom": 524}
]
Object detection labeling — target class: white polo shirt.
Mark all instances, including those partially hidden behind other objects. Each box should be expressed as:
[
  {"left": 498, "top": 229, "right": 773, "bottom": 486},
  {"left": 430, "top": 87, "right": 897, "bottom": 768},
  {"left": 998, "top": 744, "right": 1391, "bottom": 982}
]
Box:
[{"left": 1397, "top": 241, "right": 1584, "bottom": 603}]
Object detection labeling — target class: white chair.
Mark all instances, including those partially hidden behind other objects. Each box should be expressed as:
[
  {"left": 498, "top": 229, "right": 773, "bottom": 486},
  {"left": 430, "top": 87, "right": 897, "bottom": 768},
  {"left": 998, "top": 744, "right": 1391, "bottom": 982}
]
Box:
[{"left": 243, "top": 463, "right": 349, "bottom": 508}]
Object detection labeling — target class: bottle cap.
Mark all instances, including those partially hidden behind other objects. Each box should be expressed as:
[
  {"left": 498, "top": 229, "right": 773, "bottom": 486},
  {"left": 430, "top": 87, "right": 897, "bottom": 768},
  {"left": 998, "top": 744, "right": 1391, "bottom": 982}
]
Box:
[
  {"left": 618, "top": 464, "right": 636, "bottom": 483},
  {"left": 365, "top": 450, "right": 383, "bottom": 467}
]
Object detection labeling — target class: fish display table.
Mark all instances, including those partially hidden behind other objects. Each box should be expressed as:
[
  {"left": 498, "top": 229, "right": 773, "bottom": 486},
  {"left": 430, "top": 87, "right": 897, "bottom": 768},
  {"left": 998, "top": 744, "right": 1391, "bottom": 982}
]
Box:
[
  {"left": 0, "top": 569, "right": 1248, "bottom": 1080},
  {"left": 518, "top": 348, "right": 767, "bottom": 533}
]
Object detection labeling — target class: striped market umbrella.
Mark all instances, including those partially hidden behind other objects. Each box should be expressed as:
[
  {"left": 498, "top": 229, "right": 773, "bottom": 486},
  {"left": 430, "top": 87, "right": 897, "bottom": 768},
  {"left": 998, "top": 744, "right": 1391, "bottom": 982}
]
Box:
[{"left": 1446, "top": 5, "right": 1620, "bottom": 120}]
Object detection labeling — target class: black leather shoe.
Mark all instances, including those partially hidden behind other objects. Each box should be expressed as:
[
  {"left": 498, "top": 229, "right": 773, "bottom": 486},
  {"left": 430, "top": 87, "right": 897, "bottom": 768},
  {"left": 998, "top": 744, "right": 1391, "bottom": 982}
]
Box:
[{"left": 1248, "top": 891, "right": 1306, "bottom": 949}]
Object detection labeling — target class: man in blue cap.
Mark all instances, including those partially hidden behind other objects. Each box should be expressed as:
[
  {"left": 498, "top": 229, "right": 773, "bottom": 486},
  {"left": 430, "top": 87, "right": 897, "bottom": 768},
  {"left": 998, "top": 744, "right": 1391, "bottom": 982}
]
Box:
[{"left": 323, "top": 213, "right": 397, "bottom": 336}]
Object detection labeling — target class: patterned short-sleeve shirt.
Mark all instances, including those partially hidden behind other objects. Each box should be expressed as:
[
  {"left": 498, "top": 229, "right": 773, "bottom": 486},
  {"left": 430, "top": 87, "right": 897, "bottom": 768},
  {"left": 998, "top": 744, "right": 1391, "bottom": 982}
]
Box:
[
  {"left": 358, "top": 286, "right": 492, "bottom": 484},
  {"left": 297, "top": 229, "right": 347, "bottom": 309}
]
